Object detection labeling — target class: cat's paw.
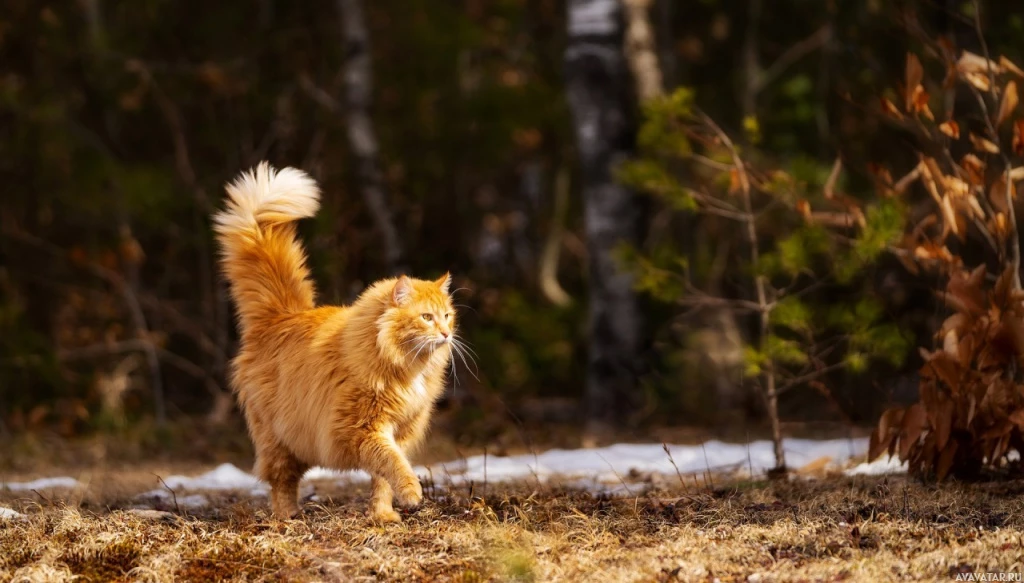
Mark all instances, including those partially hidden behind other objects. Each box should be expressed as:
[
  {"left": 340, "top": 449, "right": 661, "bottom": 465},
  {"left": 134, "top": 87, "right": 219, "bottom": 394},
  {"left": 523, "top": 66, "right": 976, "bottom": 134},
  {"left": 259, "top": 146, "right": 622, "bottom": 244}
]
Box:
[
  {"left": 271, "top": 497, "right": 302, "bottom": 520},
  {"left": 394, "top": 479, "right": 423, "bottom": 509},
  {"left": 370, "top": 506, "right": 402, "bottom": 524}
]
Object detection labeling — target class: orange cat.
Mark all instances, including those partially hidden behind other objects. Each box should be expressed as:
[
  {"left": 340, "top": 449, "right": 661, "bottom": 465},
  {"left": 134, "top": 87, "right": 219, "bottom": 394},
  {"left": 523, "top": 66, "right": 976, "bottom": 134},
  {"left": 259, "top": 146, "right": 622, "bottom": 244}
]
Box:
[{"left": 213, "top": 162, "right": 455, "bottom": 522}]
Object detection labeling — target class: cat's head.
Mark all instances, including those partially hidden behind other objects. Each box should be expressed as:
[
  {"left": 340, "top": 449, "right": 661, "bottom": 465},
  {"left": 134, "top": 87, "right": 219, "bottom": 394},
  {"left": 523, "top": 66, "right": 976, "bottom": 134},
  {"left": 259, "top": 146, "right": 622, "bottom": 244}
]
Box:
[{"left": 377, "top": 273, "right": 456, "bottom": 365}]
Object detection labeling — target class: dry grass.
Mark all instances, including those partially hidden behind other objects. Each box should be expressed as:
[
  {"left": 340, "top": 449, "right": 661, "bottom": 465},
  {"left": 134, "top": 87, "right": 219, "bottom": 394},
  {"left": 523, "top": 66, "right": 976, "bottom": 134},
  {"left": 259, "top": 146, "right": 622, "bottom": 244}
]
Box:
[{"left": 3, "top": 466, "right": 1024, "bottom": 582}]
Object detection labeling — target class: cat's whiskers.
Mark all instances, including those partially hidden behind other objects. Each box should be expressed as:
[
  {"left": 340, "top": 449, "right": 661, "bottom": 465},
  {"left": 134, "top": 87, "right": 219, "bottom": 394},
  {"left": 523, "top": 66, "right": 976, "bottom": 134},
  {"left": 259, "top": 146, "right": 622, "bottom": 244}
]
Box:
[
  {"left": 450, "top": 337, "right": 479, "bottom": 381},
  {"left": 400, "top": 336, "right": 424, "bottom": 347},
  {"left": 447, "top": 350, "right": 461, "bottom": 392},
  {"left": 452, "top": 334, "right": 479, "bottom": 359},
  {"left": 410, "top": 336, "right": 432, "bottom": 363},
  {"left": 403, "top": 338, "right": 427, "bottom": 363}
]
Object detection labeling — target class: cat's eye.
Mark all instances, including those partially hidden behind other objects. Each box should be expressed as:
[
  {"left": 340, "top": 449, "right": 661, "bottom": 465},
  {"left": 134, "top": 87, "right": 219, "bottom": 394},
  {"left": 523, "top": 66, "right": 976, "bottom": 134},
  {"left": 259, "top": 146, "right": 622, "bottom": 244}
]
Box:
[
  {"left": 445, "top": 313, "right": 451, "bottom": 320},
  {"left": 421, "top": 313, "right": 433, "bottom": 322}
]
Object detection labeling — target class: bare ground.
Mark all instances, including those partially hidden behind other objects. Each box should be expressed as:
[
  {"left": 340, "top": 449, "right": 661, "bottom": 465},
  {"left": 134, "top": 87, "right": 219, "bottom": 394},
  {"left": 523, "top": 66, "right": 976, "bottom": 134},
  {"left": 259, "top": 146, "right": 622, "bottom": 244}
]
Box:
[{"left": 2, "top": 463, "right": 1024, "bottom": 583}]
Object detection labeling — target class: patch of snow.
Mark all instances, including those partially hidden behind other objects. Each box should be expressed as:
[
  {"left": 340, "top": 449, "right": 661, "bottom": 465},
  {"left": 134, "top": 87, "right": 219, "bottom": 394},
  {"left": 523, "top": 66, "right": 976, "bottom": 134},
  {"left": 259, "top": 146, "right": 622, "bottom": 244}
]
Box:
[
  {"left": 0, "top": 506, "right": 25, "bottom": 520},
  {"left": 0, "top": 437, "right": 898, "bottom": 510},
  {"left": 161, "top": 463, "right": 266, "bottom": 493},
  {"left": 419, "top": 438, "right": 871, "bottom": 487},
  {"left": 1, "top": 476, "right": 79, "bottom": 491},
  {"left": 137, "top": 463, "right": 267, "bottom": 507},
  {"left": 845, "top": 455, "right": 908, "bottom": 476}
]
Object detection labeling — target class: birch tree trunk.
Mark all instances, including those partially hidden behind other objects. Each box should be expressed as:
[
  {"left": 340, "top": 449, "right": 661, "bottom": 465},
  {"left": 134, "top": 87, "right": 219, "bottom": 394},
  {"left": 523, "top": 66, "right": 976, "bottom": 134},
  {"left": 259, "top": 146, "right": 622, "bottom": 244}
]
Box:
[
  {"left": 565, "top": 0, "right": 646, "bottom": 437},
  {"left": 337, "top": 0, "right": 407, "bottom": 274}
]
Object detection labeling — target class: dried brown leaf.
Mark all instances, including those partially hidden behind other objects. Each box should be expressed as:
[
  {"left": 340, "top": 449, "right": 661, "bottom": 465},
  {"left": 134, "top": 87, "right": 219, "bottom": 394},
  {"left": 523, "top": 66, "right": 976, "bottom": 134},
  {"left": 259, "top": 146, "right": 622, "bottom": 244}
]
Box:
[
  {"left": 922, "top": 351, "right": 962, "bottom": 392},
  {"left": 997, "top": 81, "right": 1019, "bottom": 126},
  {"left": 918, "top": 160, "right": 959, "bottom": 238},
  {"left": 958, "top": 51, "right": 999, "bottom": 75},
  {"left": 964, "top": 71, "right": 991, "bottom": 92},
  {"left": 1014, "top": 120, "right": 1024, "bottom": 157},
  {"left": 958, "top": 396, "right": 975, "bottom": 431},
  {"left": 936, "top": 440, "right": 957, "bottom": 480},
  {"left": 939, "top": 120, "right": 960, "bottom": 139},
  {"left": 905, "top": 53, "right": 924, "bottom": 111},
  {"left": 942, "top": 329, "right": 959, "bottom": 356},
  {"left": 934, "top": 399, "right": 955, "bottom": 451},
  {"left": 992, "top": 212, "right": 1009, "bottom": 242},
  {"left": 944, "top": 176, "right": 970, "bottom": 198},
  {"left": 1000, "top": 55, "right": 1024, "bottom": 78},
  {"left": 1009, "top": 409, "right": 1024, "bottom": 431},
  {"left": 969, "top": 132, "right": 1000, "bottom": 154},
  {"left": 881, "top": 97, "right": 904, "bottom": 120},
  {"left": 899, "top": 403, "right": 927, "bottom": 462},
  {"left": 939, "top": 313, "right": 968, "bottom": 337},
  {"left": 870, "top": 408, "right": 904, "bottom": 461},
  {"left": 989, "top": 176, "right": 1013, "bottom": 213},
  {"left": 960, "top": 154, "right": 985, "bottom": 185},
  {"left": 868, "top": 426, "right": 883, "bottom": 462},
  {"left": 911, "top": 85, "right": 933, "bottom": 120}
]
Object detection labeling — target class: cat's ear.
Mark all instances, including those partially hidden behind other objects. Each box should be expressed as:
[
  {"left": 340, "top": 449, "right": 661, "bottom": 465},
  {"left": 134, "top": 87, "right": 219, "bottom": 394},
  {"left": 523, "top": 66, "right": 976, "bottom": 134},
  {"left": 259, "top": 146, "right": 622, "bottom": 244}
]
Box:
[
  {"left": 392, "top": 276, "right": 413, "bottom": 306},
  {"left": 436, "top": 272, "right": 452, "bottom": 295}
]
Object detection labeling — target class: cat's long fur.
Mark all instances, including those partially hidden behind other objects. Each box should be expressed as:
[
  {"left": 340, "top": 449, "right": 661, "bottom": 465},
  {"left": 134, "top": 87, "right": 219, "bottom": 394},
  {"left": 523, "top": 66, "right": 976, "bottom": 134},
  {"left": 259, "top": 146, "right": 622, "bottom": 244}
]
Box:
[{"left": 214, "top": 162, "right": 454, "bottom": 522}]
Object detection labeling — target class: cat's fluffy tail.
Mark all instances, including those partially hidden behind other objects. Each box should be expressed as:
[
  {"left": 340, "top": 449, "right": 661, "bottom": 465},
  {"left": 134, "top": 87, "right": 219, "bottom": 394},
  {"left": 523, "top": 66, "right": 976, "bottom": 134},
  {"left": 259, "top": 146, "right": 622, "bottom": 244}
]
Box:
[{"left": 213, "top": 162, "right": 320, "bottom": 334}]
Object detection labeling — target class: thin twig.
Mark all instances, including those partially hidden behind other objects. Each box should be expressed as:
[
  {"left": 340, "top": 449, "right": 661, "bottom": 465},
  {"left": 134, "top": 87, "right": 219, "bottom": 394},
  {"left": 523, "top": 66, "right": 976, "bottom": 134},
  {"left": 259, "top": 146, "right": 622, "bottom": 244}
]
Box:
[
  {"left": 662, "top": 443, "right": 687, "bottom": 492},
  {"left": 697, "top": 110, "right": 785, "bottom": 471},
  {"left": 754, "top": 25, "right": 833, "bottom": 94},
  {"left": 596, "top": 452, "right": 634, "bottom": 498},
  {"left": 154, "top": 474, "right": 181, "bottom": 515}
]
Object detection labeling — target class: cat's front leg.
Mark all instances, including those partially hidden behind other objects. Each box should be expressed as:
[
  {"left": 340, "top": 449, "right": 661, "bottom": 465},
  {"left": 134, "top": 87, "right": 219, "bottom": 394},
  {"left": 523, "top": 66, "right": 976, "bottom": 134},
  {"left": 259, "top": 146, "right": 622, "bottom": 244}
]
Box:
[
  {"left": 370, "top": 475, "right": 401, "bottom": 523},
  {"left": 356, "top": 431, "right": 423, "bottom": 510}
]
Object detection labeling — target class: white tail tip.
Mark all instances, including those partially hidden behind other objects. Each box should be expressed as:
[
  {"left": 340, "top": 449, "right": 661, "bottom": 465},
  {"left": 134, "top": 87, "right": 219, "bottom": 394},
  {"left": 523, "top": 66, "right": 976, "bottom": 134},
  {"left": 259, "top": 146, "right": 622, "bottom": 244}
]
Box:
[{"left": 213, "top": 162, "right": 321, "bottom": 234}]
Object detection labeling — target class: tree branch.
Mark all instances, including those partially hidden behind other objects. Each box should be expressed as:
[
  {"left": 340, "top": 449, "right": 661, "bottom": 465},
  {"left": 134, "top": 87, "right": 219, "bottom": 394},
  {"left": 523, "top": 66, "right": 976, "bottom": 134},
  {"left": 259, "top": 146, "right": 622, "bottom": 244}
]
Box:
[{"left": 753, "top": 25, "right": 832, "bottom": 94}]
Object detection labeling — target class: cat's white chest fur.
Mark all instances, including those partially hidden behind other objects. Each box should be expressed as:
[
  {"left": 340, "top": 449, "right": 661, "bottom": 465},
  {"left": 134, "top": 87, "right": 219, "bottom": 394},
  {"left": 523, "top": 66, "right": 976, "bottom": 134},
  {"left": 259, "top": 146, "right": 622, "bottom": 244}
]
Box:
[{"left": 409, "top": 373, "right": 428, "bottom": 400}]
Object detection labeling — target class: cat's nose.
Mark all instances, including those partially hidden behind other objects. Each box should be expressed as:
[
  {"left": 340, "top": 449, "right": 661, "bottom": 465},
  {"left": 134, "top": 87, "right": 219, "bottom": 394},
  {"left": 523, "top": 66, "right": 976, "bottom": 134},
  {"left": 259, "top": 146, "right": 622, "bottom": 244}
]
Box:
[{"left": 440, "top": 331, "right": 450, "bottom": 339}]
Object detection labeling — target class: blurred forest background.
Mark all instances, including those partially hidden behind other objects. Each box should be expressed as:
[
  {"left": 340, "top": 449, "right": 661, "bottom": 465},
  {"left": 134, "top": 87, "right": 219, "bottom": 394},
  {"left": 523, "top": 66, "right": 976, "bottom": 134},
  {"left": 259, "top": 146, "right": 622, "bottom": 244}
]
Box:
[{"left": 3, "top": 0, "right": 1024, "bottom": 451}]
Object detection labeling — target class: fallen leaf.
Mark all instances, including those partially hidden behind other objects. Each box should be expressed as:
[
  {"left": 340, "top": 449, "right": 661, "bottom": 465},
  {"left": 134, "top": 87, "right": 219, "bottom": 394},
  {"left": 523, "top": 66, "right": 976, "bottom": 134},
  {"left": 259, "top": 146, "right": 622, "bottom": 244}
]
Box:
[
  {"left": 958, "top": 51, "right": 999, "bottom": 76},
  {"left": 939, "top": 120, "right": 960, "bottom": 139},
  {"left": 964, "top": 71, "right": 991, "bottom": 92},
  {"left": 1009, "top": 409, "right": 1024, "bottom": 431},
  {"left": 905, "top": 53, "right": 924, "bottom": 111},
  {"left": 936, "top": 440, "right": 957, "bottom": 480},
  {"left": 960, "top": 153, "right": 985, "bottom": 184},
  {"left": 881, "top": 97, "right": 904, "bottom": 120},
  {"left": 934, "top": 399, "right": 955, "bottom": 451},
  {"left": 1000, "top": 55, "right": 1024, "bottom": 78},
  {"left": 899, "top": 403, "right": 928, "bottom": 462},
  {"left": 911, "top": 85, "right": 933, "bottom": 119},
  {"left": 997, "top": 81, "right": 1019, "bottom": 126},
  {"left": 969, "top": 133, "right": 1000, "bottom": 154}
]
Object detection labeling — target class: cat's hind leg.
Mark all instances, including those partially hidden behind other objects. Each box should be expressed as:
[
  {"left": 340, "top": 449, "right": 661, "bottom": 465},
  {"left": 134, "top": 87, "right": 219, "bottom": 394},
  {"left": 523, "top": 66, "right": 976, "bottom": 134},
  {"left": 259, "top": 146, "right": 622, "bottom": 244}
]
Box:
[
  {"left": 250, "top": 423, "right": 309, "bottom": 519},
  {"left": 255, "top": 443, "right": 308, "bottom": 519}
]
